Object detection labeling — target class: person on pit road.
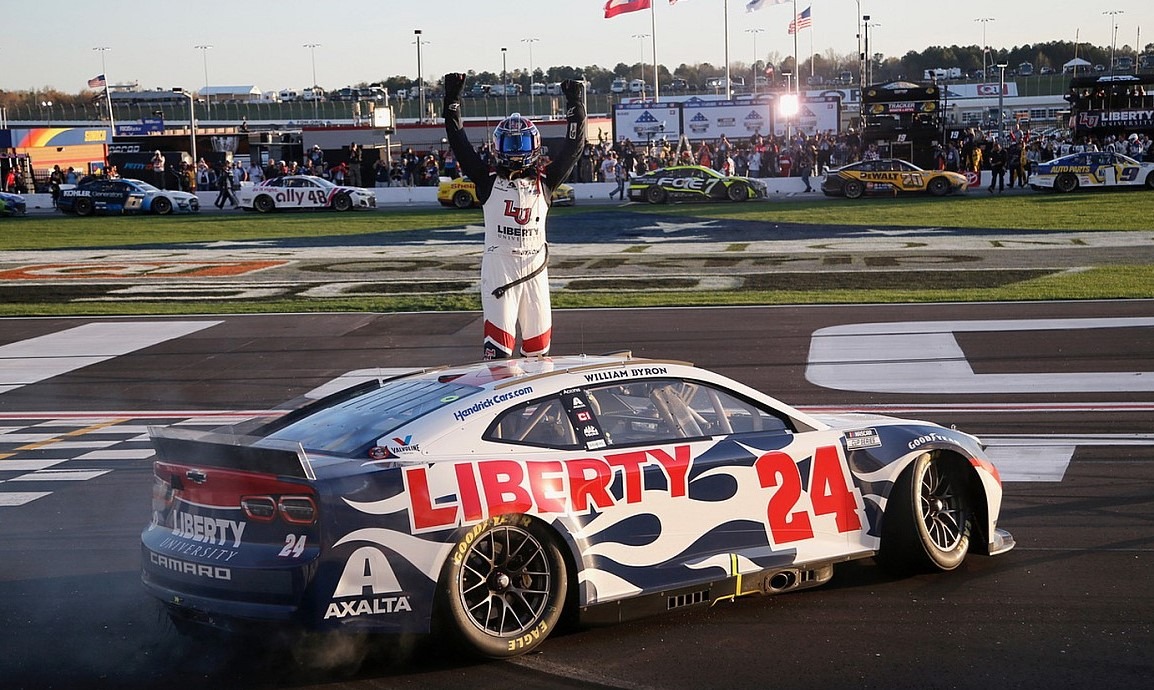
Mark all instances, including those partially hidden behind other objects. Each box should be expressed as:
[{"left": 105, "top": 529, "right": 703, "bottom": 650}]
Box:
[{"left": 442, "top": 73, "right": 587, "bottom": 360}]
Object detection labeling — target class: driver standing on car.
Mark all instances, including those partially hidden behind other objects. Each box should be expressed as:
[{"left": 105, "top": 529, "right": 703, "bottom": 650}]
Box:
[{"left": 442, "top": 73, "right": 586, "bottom": 360}]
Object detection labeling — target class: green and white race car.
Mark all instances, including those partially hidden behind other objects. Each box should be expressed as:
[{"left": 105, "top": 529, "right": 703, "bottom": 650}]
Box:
[{"left": 628, "top": 165, "right": 767, "bottom": 204}]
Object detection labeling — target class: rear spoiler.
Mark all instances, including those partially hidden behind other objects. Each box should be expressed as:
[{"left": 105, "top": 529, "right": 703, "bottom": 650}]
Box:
[{"left": 149, "top": 426, "right": 315, "bottom": 480}]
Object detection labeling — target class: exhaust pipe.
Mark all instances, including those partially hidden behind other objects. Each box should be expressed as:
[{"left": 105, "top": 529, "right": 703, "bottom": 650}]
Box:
[{"left": 767, "top": 570, "right": 798, "bottom": 593}]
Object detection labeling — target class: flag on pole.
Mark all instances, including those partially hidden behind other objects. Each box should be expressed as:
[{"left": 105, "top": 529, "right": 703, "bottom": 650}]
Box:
[
  {"left": 87, "top": 74, "right": 107, "bottom": 88},
  {"left": 746, "top": 0, "right": 787, "bottom": 12},
  {"left": 788, "top": 6, "right": 812, "bottom": 34},
  {"left": 604, "top": 0, "right": 651, "bottom": 18}
]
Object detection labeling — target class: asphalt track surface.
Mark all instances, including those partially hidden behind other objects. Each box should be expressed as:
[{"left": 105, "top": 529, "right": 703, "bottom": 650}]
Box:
[
  {"left": 1, "top": 210, "right": 1153, "bottom": 688},
  {"left": 1, "top": 302, "right": 1153, "bottom": 690}
]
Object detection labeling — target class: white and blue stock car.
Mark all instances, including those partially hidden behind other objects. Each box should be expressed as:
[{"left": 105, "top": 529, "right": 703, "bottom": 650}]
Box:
[
  {"left": 1028, "top": 151, "right": 1154, "bottom": 192},
  {"left": 142, "top": 353, "right": 1014, "bottom": 658}
]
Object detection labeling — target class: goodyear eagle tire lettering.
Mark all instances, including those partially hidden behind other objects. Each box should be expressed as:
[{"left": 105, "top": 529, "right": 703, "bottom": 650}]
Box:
[
  {"left": 878, "top": 452, "right": 973, "bottom": 574},
  {"left": 439, "top": 514, "right": 566, "bottom": 658}
]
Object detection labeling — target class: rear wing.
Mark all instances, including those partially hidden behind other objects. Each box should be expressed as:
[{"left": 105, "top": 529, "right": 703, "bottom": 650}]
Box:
[{"left": 149, "top": 426, "right": 315, "bottom": 480}]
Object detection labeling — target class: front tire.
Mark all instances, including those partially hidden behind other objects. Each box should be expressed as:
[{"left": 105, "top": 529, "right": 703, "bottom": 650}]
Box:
[
  {"left": 1145, "top": 172, "right": 1154, "bottom": 190},
  {"left": 726, "top": 182, "right": 749, "bottom": 202},
  {"left": 152, "top": 197, "right": 173, "bottom": 215},
  {"left": 1055, "top": 173, "right": 1078, "bottom": 193},
  {"left": 332, "top": 193, "right": 353, "bottom": 212},
  {"left": 878, "top": 452, "right": 972, "bottom": 574},
  {"left": 927, "top": 177, "right": 950, "bottom": 196},
  {"left": 439, "top": 515, "right": 567, "bottom": 659},
  {"left": 843, "top": 179, "right": 865, "bottom": 199},
  {"left": 644, "top": 185, "right": 667, "bottom": 204}
]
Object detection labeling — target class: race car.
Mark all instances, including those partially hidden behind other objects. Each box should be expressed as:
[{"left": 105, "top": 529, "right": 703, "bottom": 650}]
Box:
[
  {"left": 57, "top": 178, "right": 199, "bottom": 216},
  {"left": 1027, "top": 151, "right": 1154, "bottom": 192},
  {"left": 821, "top": 158, "right": 969, "bottom": 198},
  {"left": 141, "top": 353, "right": 1013, "bottom": 659},
  {"left": 237, "top": 175, "right": 377, "bottom": 212},
  {"left": 0, "top": 190, "right": 26, "bottom": 216},
  {"left": 628, "top": 165, "right": 767, "bottom": 203},
  {"left": 437, "top": 176, "right": 576, "bottom": 209}
]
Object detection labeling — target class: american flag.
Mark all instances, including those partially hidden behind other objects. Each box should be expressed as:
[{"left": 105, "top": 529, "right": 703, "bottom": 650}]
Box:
[
  {"left": 604, "top": 0, "right": 651, "bottom": 18},
  {"left": 87, "top": 74, "right": 106, "bottom": 88},
  {"left": 788, "top": 7, "right": 812, "bottom": 34}
]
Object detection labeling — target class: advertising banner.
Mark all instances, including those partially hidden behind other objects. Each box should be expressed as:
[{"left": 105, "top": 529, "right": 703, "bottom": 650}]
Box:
[{"left": 612, "top": 103, "right": 682, "bottom": 143}]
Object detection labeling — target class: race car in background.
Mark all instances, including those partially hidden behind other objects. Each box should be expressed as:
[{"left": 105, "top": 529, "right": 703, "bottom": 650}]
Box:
[
  {"left": 57, "top": 178, "right": 199, "bottom": 216},
  {"left": 0, "top": 190, "right": 26, "bottom": 216},
  {"left": 437, "top": 176, "right": 576, "bottom": 209},
  {"left": 821, "top": 158, "right": 968, "bottom": 198},
  {"left": 237, "top": 175, "right": 377, "bottom": 212},
  {"left": 141, "top": 353, "right": 1013, "bottom": 658},
  {"left": 1028, "top": 151, "right": 1154, "bottom": 192},
  {"left": 628, "top": 165, "right": 767, "bottom": 203}
]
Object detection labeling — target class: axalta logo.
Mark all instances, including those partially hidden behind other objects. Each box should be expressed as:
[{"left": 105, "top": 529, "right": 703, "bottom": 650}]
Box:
[
  {"left": 503, "top": 199, "right": 532, "bottom": 225},
  {"left": 324, "top": 596, "right": 413, "bottom": 619},
  {"left": 150, "top": 552, "right": 232, "bottom": 581},
  {"left": 402, "top": 445, "right": 693, "bottom": 532}
]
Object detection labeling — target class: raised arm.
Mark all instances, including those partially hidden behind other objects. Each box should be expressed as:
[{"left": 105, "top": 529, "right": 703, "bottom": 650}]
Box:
[
  {"left": 543, "top": 79, "right": 588, "bottom": 192},
  {"left": 442, "top": 73, "right": 488, "bottom": 181}
]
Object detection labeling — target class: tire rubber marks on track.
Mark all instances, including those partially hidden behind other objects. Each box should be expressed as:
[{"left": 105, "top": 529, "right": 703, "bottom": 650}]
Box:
[
  {"left": 0, "top": 321, "right": 221, "bottom": 395},
  {"left": 806, "top": 317, "right": 1154, "bottom": 393}
]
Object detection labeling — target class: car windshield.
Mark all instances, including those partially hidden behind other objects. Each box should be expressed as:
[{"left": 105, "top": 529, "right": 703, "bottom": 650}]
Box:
[
  {"left": 130, "top": 181, "right": 160, "bottom": 192},
  {"left": 264, "top": 378, "right": 483, "bottom": 455},
  {"left": 309, "top": 176, "right": 338, "bottom": 189}
]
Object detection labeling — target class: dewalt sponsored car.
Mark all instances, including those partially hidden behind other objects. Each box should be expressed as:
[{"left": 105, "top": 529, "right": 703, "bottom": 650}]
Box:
[
  {"left": 438, "top": 176, "right": 575, "bottom": 209},
  {"left": 1028, "top": 151, "right": 1154, "bottom": 192},
  {"left": 821, "top": 158, "right": 968, "bottom": 198},
  {"left": 628, "top": 165, "right": 767, "bottom": 204}
]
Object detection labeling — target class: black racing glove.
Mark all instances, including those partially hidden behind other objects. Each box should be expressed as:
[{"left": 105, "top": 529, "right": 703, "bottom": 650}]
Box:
[
  {"left": 560, "top": 79, "right": 585, "bottom": 105},
  {"left": 443, "top": 73, "right": 466, "bottom": 102}
]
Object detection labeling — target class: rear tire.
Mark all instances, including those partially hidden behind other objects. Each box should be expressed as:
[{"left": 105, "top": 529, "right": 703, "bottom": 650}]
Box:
[
  {"left": 1145, "top": 173, "right": 1154, "bottom": 190},
  {"left": 254, "top": 195, "right": 275, "bottom": 213},
  {"left": 1055, "top": 173, "right": 1078, "bottom": 193},
  {"left": 843, "top": 179, "right": 865, "bottom": 199},
  {"left": 878, "top": 452, "right": 973, "bottom": 574},
  {"left": 453, "top": 190, "right": 474, "bottom": 209},
  {"left": 438, "top": 515, "right": 567, "bottom": 659},
  {"left": 645, "top": 185, "right": 668, "bottom": 204}
]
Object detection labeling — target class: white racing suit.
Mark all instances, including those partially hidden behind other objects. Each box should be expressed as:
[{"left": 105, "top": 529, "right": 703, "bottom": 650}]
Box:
[{"left": 444, "top": 86, "right": 586, "bottom": 359}]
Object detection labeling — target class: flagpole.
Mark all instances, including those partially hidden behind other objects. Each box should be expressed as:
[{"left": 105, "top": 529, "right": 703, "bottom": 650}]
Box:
[
  {"left": 651, "top": 2, "right": 660, "bottom": 102},
  {"left": 810, "top": 16, "right": 814, "bottom": 80},
  {"left": 792, "top": 0, "right": 798, "bottom": 93},
  {"left": 724, "top": 0, "right": 731, "bottom": 99},
  {"left": 93, "top": 46, "right": 116, "bottom": 138}
]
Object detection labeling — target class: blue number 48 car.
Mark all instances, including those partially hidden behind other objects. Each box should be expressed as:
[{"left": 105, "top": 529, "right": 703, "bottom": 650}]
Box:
[
  {"left": 141, "top": 353, "right": 1013, "bottom": 659},
  {"left": 1028, "top": 151, "right": 1154, "bottom": 192}
]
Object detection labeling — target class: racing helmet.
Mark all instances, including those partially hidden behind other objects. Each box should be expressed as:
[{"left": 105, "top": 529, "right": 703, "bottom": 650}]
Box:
[{"left": 493, "top": 113, "right": 541, "bottom": 170}]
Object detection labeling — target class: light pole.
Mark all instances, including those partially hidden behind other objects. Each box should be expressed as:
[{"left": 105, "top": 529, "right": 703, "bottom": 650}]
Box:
[
  {"left": 413, "top": 30, "right": 424, "bottom": 122},
  {"left": 746, "top": 28, "right": 765, "bottom": 94},
  {"left": 975, "top": 17, "right": 995, "bottom": 81},
  {"left": 863, "top": 19, "right": 880, "bottom": 85},
  {"left": 172, "top": 88, "right": 198, "bottom": 170},
  {"left": 40, "top": 100, "right": 53, "bottom": 127},
  {"left": 632, "top": 33, "right": 650, "bottom": 92},
  {"left": 303, "top": 43, "right": 320, "bottom": 120},
  {"left": 522, "top": 37, "right": 539, "bottom": 115},
  {"left": 92, "top": 46, "right": 115, "bottom": 135},
  {"left": 501, "top": 47, "right": 509, "bottom": 112},
  {"left": 1104, "top": 10, "right": 1123, "bottom": 75},
  {"left": 996, "top": 62, "right": 1008, "bottom": 140},
  {"left": 194, "top": 44, "right": 212, "bottom": 118}
]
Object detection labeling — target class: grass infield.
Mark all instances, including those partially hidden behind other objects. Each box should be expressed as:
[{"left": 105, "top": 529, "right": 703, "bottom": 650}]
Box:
[{"left": 1, "top": 192, "right": 1152, "bottom": 315}]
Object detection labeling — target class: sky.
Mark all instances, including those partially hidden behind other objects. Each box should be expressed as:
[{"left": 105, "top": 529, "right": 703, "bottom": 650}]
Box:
[{"left": 7, "top": 0, "right": 1151, "bottom": 94}]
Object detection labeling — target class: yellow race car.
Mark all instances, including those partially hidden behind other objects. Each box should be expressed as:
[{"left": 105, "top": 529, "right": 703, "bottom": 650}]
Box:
[
  {"left": 437, "top": 176, "right": 576, "bottom": 209},
  {"left": 821, "top": 158, "right": 968, "bottom": 198}
]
